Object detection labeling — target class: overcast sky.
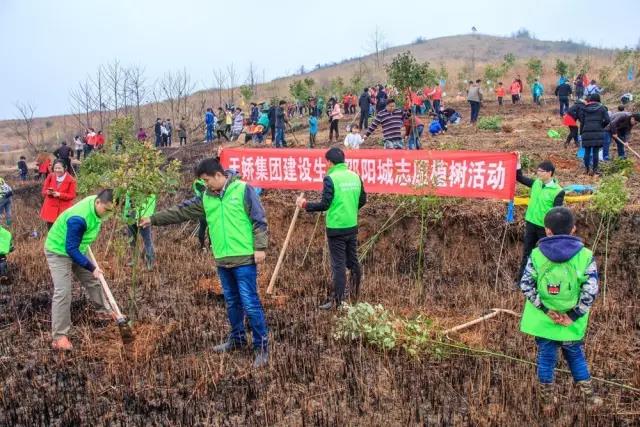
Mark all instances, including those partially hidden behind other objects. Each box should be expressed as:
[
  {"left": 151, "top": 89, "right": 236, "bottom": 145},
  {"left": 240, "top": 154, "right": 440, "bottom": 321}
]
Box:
[{"left": 0, "top": 0, "right": 638, "bottom": 120}]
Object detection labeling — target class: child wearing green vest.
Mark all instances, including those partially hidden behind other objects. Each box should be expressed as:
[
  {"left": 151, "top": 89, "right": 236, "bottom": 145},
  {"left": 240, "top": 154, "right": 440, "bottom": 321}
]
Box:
[
  {"left": 297, "top": 147, "right": 367, "bottom": 309},
  {"left": 140, "top": 159, "right": 270, "bottom": 368},
  {"left": 516, "top": 158, "right": 565, "bottom": 282},
  {"left": 518, "top": 207, "right": 601, "bottom": 409},
  {"left": 44, "top": 190, "right": 115, "bottom": 351},
  {"left": 0, "top": 225, "right": 13, "bottom": 281},
  {"left": 124, "top": 193, "right": 156, "bottom": 270}
]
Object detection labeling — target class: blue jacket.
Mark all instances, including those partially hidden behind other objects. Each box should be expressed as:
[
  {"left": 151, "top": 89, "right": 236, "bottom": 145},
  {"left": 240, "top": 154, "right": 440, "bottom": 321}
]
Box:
[
  {"left": 309, "top": 116, "right": 318, "bottom": 134},
  {"left": 205, "top": 111, "right": 214, "bottom": 126}
]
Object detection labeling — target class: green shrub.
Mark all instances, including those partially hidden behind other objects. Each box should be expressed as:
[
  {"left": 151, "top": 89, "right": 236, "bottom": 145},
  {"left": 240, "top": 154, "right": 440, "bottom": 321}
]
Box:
[{"left": 477, "top": 116, "right": 502, "bottom": 132}]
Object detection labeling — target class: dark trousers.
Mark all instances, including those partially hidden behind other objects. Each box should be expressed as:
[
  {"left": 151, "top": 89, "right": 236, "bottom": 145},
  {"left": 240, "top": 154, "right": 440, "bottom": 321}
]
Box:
[
  {"left": 498, "top": 97, "right": 503, "bottom": 106},
  {"left": 432, "top": 99, "right": 441, "bottom": 114},
  {"left": 469, "top": 101, "right": 481, "bottom": 123},
  {"left": 198, "top": 217, "right": 208, "bottom": 249},
  {"left": 327, "top": 232, "right": 361, "bottom": 304},
  {"left": 565, "top": 126, "right": 579, "bottom": 147},
  {"left": 518, "top": 221, "right": 547, "bottom": 281},
  {"left": 559, "top": 97, "right": 570, "bottom": 116},
  {"left": 329, "top": 119, "right": 339, "bottom": 140},
  {"left": 583, "top": 146, "right": 600, "bottom": 172},
  {"left": 359, "top": 108, "right": 369, "bottom": 130},
  {"left": 270, "top": 125, "right": 276, "bottom": 142},
  {"left": 179, "top": 136, "right": 187, "bottom": 146}
]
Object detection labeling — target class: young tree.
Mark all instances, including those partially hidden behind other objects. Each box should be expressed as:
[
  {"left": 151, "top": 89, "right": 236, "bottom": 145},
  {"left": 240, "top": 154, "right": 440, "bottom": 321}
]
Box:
[
  {"left": 526, "top": 58, "right": 543, "bottom": 84},
  {"left": 239, "top": 85, "right": 254, "bottom": 105},
  {"left": 226, "top": 63, "right": 237, "bottom": 104},
  {"left": 127, "top": 66, "right": 148, "bottom": 129},
  {"left": 555, "top": 59, "right": 569, "bottom": 77},
  {"left": 90, "top": 66, "right": 107, "bottom": 130},
  {"left": 385, "top": 51, "right": 437, "bottom": 93},
  {"left": 246, "top": 61, "right": 258, "bottom": 93},
  {"left": 105, "top": 60, "right": 123, "bottom": 119},
  {"left": 160, "top": 71, "right": 179, "bottom": 122},
  {"left": 289, "top": 79, "right": 314, "bottom": 102},
  {"left": 368, "top": 26, "right": 387, "bottom": 69}
]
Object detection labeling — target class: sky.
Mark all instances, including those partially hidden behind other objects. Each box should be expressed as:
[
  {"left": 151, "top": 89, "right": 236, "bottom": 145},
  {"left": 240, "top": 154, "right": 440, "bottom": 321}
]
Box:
[{"left": 0, "top": 0, "right": 638, "bottom": 120}]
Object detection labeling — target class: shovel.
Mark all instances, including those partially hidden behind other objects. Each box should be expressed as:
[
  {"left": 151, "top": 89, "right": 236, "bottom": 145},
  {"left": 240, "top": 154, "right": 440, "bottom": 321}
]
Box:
[{"left": 87, "top": 247, "right": 134, "bottom": 344}]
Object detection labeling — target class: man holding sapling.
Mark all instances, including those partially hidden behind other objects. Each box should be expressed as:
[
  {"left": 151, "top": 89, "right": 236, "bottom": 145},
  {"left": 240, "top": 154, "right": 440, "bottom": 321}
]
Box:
[
  {"left": 516, "top": 156, "right": 564, "bottom": 283},
  {"left": 45, "top": 189, "right": 116, "bottom": 351},
  {"left": 518, "top": 207, "right": 601, "bottom": 410},
  {"left": 296, "top": 147, "right": 366, "bottom": 310},
  {"left": 139, "top": 158, "right": 270, "bottom": 368}
]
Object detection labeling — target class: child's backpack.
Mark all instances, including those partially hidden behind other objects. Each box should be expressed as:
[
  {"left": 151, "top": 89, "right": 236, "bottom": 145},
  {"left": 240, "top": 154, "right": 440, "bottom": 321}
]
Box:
[
  {"left": 428, "top": 119, "right": 442, "bottom": 135},
  {"left": 535, "top": 259, "right": 582, "bottom": 312}
]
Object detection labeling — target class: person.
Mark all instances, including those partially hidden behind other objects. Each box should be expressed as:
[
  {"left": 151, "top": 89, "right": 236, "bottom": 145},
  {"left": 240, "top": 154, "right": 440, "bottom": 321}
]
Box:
[
  {"left": 515, "top": 75, "right": 524, "bottom": 99},
  {"left": 205, "top": 108, "right": 215, "bottom": 143},
  {"left": 344, "top": 125, "right": 363, "bottom": 149},
  {"left": 428, "top": 116, "right": 444, "bottom": 136},
  {"left": 404, "top": 111, "right": 424, "bottom": 149},
  {"left": 317, "top": 96, "right": 325, "bottom": 119},
  {"left": 0, "top": 179, "right": 13, "bottom": 226},
  {"left": 37, "top": 154, "right": 52, "bottom": 180},
  {"left": 563, "top": 105, "right": 580, "bottom": 149},
  {"left": 358, "top": 88, "right": 371, "bottom": 130},
  {"left": 231, "top": 108, "right": 244, "bottom": 142},
  {"left": 296, "top": 147, "right": 366, "bottom": 309},
  {"left": 554, "top": 79, "right": 573, "bottom": 117},
  {"left": 176, "top": 118, "right": 187, "bottom": 146},
  {"left": 606, "top": 111, "right": 640, "bottom": 160},
  {"left": 375, "top": 85, "right": 388, "bottom": 112},
  {"left": 254, "top": 108, "right": 270, "bottom": 144},
  {"left": 578, "top": 94, "right": 610, "bottom": 175},
  {"left": 216, "top": 108, "right": 230, "bottom": 141},
  {"left": 328, "top": 98, "right": 343, "bottom": 143},
  {"left": 137, "top": 127, "right": 148, "bottom": 142},
  {"left": 140, "top": 158, "right": 270, "bottom": 368},
  {"left": 531, "top": 79, "right": 544, "bottom": 106},
  {"left": 124, "top": 193, "right": 156, "bottom": 270},
  {"left": 518, "top": 207, "right": 602, "bottom": 410},
  {"left": 85, "top": 128, "right": 97, "bottom": 156},
  {"left": 467, "top": 80, "right": 483, "bottom": 124},
  {"left": 274, "top": 101, "right": 288, "bottom": 148},
  {"left": 342, "top": 93, "right": 351, "bottom": 116},
  {"left": 309, "top": 114, "right": 318, "bottom": 148},
  {"left": 17, "top": 156, "right": 28, "bottom": 181},
  {"left": 46, "top": 189, "right": 116, "bottom": 351},
  {"left": 515, "top": 158, "right": 564, "bottom": 282},
  {"left": 585, "top": 80, "right": 601, "bottom": 97},
  {"left": 441, "top": 107, "right": 461, "bottom": 124},
  {"left": 40, "top": 159, "right": 77, "bottom": 230},
  {"left": 350, "top": 93, "right": 358, "bottom": 114},
  {"left": 364, "top": 98, "right": 404, "bottom": 149},
  {"left": 94, "top": 130, "right": 105, "bottom": 150},
  {"left": 249, "top": 103, "right": 259, "bottom": 124},
  {"left": 495, "top": 82, "right": 505, "bottom": 106},
  {"left": 165, "top": 119, "right": 173, "bottom": 146},
  {"left": 0, "top": 224, "right": 13, "bottom": 281},
  {"left": 154, "top": 118, "right": 162, "bottom": 148},
  {"left": 53, "top": 141, "right": 72, "bottom": 173},
  {"left": 73, "top": 135, "right": 84, "bottom": 160},
  {"left": 160, "top": 120, "right": 169, "bottom": 147},
  {"left": 574, "top": 75, "right": 585, "bottom": 100},
  {"left": 422, "top": 85, "right": 432, "bottom": 114},
  {"left": 225, "top": 109, "right": 233, "bottom": 138},
  {"left": 428, "top": 85, "right": 443, "bottom": 113},
  {"left": 510, "top": 79, "right": 521, "bottom": 104}
]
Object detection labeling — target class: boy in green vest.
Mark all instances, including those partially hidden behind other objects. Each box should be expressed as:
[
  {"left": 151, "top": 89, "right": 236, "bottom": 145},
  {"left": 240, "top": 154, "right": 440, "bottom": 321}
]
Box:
[
  {"left": 45, "top": 189, "right": 115, "bottom": 351},
  {"left": 296, "top": 147, "right": 367, "bottom": 309},
  {"left": 0, "top": 225, "right": 13, "bottom": 281},
  {"left": 139, "top": 159, "right": 270, "bottom": 368},
  {"left": 516, "top": 158, "right": 565, "bottom": 282},
  {"left": 519, "top": 207, "right": 601, "bottom": 409}
]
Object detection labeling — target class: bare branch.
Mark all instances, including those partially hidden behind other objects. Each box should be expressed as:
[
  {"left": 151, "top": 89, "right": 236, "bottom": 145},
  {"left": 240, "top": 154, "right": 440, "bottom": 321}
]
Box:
[
  {"left": 13, "top": 101, "right": 38, "bottom": 153},
  {"left": 212, "top": 68, "right": 227, "bottom": 107}
]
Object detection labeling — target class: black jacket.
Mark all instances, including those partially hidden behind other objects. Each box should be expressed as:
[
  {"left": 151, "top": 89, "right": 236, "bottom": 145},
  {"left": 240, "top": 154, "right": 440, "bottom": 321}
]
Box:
[
  {"left": 359, "top": 92, "right": 370, "bottom": 111},
  {"left": 578, "top": 102, "right": 610, "bottom": 148},
  {"left": 554, "top": 83, "right": 572, "bottom": 98},
  {"left": 305, "top": 174, "right": 367, "bottom": 237},
  {"left": 54, "top": 145, "right": 72, "bottom": 159},
  {"left": 154, "top": 122, "right": 161, "bottom": 136},
  {"left": 606, "top": 112, "right": 634, "bottom": 135}
]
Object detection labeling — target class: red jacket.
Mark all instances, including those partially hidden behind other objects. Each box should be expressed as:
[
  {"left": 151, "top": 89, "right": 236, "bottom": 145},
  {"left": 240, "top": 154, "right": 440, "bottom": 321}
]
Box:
[
  {"left": 38, "top": 158, "right": 51, "bottom": 174},
  {"left": 563, "top": 113, "right": 577, "bottom": 126},
  {"left": 40, "top": 173, "right": 77, "bottom": 223},
  {"left": 94, "top": 134, "right": 105, "bottom": 147},
  {"left": 430, "top": 86, "right": 442, "bottom": 101}
]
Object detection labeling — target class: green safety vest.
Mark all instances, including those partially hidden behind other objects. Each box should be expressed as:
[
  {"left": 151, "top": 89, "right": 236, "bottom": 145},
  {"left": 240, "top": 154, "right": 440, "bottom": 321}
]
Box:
[
  {"left": 520, "top": 247, "right": 593, "bottom": 341},
  {"left": 0, "top": 226, "right": 12, "bottom": 255},
  {"left": 45, "top": 196, "right": 102, "bottom": 257},
  {"left": 202, "top": 180, "right": 254, "bottom": 259},
  {"left": 123, "top": 194, "right": 156, "bottom": 221},
  {"left": 326, "top": 163, "right": 361, "bottom": 229},
  {"left": 525, "top": 179, "right": 562, "bottom": 227}
]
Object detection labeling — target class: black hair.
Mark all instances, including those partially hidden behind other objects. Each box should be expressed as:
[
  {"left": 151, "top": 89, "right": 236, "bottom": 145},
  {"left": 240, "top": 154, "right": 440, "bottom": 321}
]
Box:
[
  {"left": 498, "top": 82, "right": 503, "bottom": 85},
  {"left": 52, "top": 159, "right": 67, "bottom": 170},
  {"left": 19, "top": 156, "right": 26, "bottom": 160},
  {"left": 632, "top": 113, "right": 640, "bottom": 122},
  {"left": 475, "top": 79, "right": 482, "bottom": 83},
  {"left": 96, "top": 189, "right": 114, "bottom": 203},
  {"left": 537, "top": 160, "right": 555, "bottom": 175},
  {"left": 468, "top": 81, "right": 474, "bottom": 84},
  {"left": 363, "top": 87, "right": 369, "bottom": 92},
  {"left": 61, "top": 141, "right": 67, "bottom": 145},
  {"left": 325, "top": 147, "right": 345, "bottom": 164},
  {"left": 588, "top": 93, "right": 601, "bottom": 103},
  {"left": 156, "top": 118, "right": 161, "bottom": 121},
  {"left": 196, "top": 157, "right": 225, "bottom": 177},
  {"left": 618, "top": 105, "right": 626, "bottom": 112},
  {"left": 250, "top": 102, "right": 256, "bottom": 106},
  {"left": 544, "top": 207, "right": 575, "bottom": 235},
  {"left": 387, "top": 98, "right": 396, "bottom": 104},
  {"left": 279, "top": 100, "right": 287, "bottom": 106}
]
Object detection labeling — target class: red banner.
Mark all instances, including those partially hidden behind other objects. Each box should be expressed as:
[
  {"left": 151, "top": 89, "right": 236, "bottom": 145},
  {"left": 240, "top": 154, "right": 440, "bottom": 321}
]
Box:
[{"left": 220, "top": 148, "right": 517, "bottom": 200}]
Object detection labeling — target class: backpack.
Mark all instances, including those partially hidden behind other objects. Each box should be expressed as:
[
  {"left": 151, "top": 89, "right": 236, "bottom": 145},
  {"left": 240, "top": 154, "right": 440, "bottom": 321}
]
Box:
[{"left": 535, "top": 259, "right": 581, "bottom": 311}]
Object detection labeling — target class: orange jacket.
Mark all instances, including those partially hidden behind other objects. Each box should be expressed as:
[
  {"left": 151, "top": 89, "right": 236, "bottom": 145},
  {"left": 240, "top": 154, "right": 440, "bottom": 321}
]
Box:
[
  {"left": 429, "top": 86, "right": 442, "bottom": 100},
  {"left": 495, "top": 87, "right": 505, "bottom": 97},
  {"left": 510, "top": 82, "right": 520, "bottom": 95}
]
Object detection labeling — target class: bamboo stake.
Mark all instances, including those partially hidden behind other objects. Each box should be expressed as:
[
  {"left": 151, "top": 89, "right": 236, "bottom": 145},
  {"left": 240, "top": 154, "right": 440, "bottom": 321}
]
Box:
[
  {"left": 443, "top": 308, "right": 520, "bottom": 335},
  {"left": 266, "top": 192, "right": 304, "bottom": 294}
]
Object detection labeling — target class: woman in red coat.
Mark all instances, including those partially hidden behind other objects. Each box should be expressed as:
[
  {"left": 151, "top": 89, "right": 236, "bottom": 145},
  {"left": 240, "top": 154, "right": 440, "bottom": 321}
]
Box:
[{"left": 40, "top": 160, "right": 77, "bottom": 229}]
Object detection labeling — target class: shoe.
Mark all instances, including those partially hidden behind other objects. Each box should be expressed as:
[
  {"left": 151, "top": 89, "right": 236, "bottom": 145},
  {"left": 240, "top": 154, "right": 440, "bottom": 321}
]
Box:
[
  {"left": 577, "top": 380, "right": 603, "bottom": 407},
  {"left": 318, "top": 300, "right": 334, "bottom": 310},
  {"left": 52, "top": 336, "right": 73, "bottom": 351},
  {"left": 212, "top": 340, "right": 246, "bottom": 353},
  {"left": 253, "top": 351, "right": 269, "bottom": 369},
  {"left": 145, "top": 259, "right": 154, "bottom": 271}
]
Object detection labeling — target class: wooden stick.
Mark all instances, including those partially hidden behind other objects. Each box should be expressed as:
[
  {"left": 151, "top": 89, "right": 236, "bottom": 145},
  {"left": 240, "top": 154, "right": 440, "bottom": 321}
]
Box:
[
  {"left": 87, "top": 247, "right": 125, "bottom": 321},
  {"left": 613, "top": 135, "right": 640, "bottom": 160},
  {"left": 443, "top": 308, "right": 519, "bottom": 335},
  {"left": 266, "top": 192, "right": 304, "bottom": 294}
]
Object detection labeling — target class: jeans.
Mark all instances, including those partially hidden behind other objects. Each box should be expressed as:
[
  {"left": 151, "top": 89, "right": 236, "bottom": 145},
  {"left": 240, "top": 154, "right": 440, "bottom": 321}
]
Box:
[
  {"left": 583, "top": 146, "right": 600, "bottom": 171},
  {"left": 469, "top": 101, "right": 481, "bottom": 123},
  {"left": 498, "top": 97, "right": 503, "bottom": 106},
  {"left": 127, "top": 224, "right": 155, "bottom": 262},
  {"left": 535, "top": 337, "right": 590, "bottom": 384},
  {"left": 407, "top": 125, "right": 424, "bottom": 150},
  {"left": 383, "top": 138, "right": 404, "bottom": 149},
  {"left": 206, "top": 125, "right": 214, "bottom": 143},
  {"left": 275, "top": 127, "right": 286, "bottom": 148},
  {"left": 602, "top": 132, "right": 612, "bottom": 160},
  {"left": 432, "top": 99, "right": 441, "bottom": 114},
  {"left": 19, "top": 172, "right": 27, "bottom": 181},
  {"left": 559, "top": 97, "right": 569, "bottom": 116},
  {"left": 0, "top": 198, "right": 11, "bottom": 226},
  {"left": 518, "top": 221, "right": 546, "bottom": 280},
  {"left": 75, "top": 149, "right": 83, "bottom": 161},
  {"left": 155, "top": 134, "right": 162, "bottom": 148},
  {"left": 327, "top": 232, "right": 361, "bottom": 304},
  {"left": 217, "top": 264, "right": 268, "bottom": 351},
  {"left": 614, "top": 129, "right": 628, "bottom": 159},
  {"left": 533, "top": 95, "right": 541, "bottom": 106}
]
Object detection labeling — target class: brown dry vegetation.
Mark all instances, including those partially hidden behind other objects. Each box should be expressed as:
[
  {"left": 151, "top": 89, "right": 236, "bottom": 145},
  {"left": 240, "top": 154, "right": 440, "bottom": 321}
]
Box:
[{"left": 1, "top": 99, "right": 639, "bottom": 425}]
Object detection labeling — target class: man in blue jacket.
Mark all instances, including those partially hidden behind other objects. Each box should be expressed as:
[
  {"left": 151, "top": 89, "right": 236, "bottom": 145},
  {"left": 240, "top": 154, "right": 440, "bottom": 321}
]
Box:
[{"left": 205, "top": 108, "right": 215, "bottom": 143}]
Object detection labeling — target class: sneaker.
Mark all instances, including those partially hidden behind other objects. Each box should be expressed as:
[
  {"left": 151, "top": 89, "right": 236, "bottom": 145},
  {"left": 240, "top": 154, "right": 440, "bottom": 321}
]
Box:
[
  {"left": 318, "top": 300, "right": 334, "bottom": 310},
  {"left": 253, "top": 351, "right": 269, "bottom": 369},
  {"left": 212, "top": 340, "right": 246, "bottom": 353},
  {"left": 52, "top": 336, "right": 73, "bottom": 351},
  {"left": 577, "top": 380, "right": 604, "bottom": 407},
  {"left": 538, "top": 383, "right": 557, "bottom": 415}
]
